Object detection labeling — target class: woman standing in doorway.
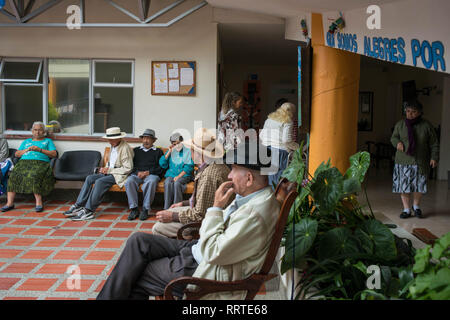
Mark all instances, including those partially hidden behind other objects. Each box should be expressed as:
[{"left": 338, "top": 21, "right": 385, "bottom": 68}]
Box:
[
  {"left": 217, "top": 92, "right": 245, "bottom": 152},
  {"left": 391, "top": 99, "right": 439, "bottom": 219}
]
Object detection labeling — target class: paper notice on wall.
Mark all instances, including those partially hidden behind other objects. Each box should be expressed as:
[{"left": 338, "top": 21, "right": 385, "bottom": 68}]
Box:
[
  {"left": 154, "top": 63, "right": 167, "bottom": 80},
  {"left": 180, "top": 68, "right": 194, "bottom": 86},
  {"left": 168, "top": 67, "right": 179, "bottom": 79},
  {"left": 169, "top": 79, "right": 180, "bottom": 92},
  {"left": 154, "top": 78, "right": 168, "bottom": 93}
]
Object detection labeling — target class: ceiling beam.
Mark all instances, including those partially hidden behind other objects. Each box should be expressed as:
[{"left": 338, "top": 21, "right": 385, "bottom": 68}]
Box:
[
  {"left": 24, "top": 0, "right": 35, "bottom": 16},
  {"left": 7, "top": 0, "right": 21, "bottom": 22},
  {"left": 20, "top": 0, "right": 63, "bottom": 23},
  {"left": 138, "top": 0, "right": 151, "bottom": 21},
  {"left": 0, "top": 8, "right": 18, "bottom": 21},
  {"left": 106, "top": 0, "right": 142, "bottom": 23},
  {"left": 144, "top": 0, "right": 184, "bottom": 23}
]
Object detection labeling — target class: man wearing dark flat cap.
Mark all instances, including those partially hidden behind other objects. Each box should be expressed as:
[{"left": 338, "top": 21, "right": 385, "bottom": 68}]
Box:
[
  {"left": 97, "top": 141, "right": 280, "bottom": 300},
  {"left": 124, "top": 129, "right": 165, "bottom": 221}
]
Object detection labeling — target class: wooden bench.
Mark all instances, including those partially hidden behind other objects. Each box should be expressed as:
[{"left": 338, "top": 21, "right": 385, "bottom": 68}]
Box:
[{"left": 103, "top": 147, "right": 195, "bottom": 194}]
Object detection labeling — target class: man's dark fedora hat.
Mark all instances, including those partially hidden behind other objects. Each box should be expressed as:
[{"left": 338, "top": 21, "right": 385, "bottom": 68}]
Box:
[
  {"left": 225, "top": 141, "right": 272, "bottom": 171},
  {"left": 139, "top": 129, "right": 157, "bottom": 139}
]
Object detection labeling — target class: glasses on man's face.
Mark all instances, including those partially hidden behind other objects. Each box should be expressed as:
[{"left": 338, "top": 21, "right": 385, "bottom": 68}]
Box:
[{"left": 171, "top": 141, "right": 180, "bottom": 146}]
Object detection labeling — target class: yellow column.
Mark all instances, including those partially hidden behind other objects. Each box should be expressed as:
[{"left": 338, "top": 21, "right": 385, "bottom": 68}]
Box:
[{"left": 308, "top": 13, "right": 360, "bottom": 175}]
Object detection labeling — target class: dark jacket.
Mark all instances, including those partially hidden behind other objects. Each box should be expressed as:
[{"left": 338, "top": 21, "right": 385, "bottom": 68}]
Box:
[{"left": 390, "top": 118, "right": 439, "bottom": 175}]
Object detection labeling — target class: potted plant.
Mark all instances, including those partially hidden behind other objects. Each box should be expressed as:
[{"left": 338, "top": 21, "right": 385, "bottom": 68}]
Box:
[{"left": 280, "top": 147, "right": 417, "bottom": 300}]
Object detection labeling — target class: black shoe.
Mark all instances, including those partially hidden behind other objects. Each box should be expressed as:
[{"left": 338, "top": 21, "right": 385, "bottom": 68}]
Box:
[
  {"left": 400, "top": 210, "right": 411, "bottom": 219},
  {"left": 64, "top": 204, "right": 82, "bottom": 217},
  {"left": 139, "top": 209, "right": 149, "bottom": 221},
  {"left": 128, "top": 208, "right": 140, "bottom": 221},
  {"left": 414, "top": 208, "right": 423, "bottom": 219},
  {"left": 1, "top": 205, "right": 14, "bottom": 212},
  {"left": 35, "top": 205, "right": 44, "bottom": 212}
]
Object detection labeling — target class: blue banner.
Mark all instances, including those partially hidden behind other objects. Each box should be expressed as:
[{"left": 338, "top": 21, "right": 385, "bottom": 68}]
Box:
[{"left": 0, "top": 0, "right": 4, "bottom": 10}]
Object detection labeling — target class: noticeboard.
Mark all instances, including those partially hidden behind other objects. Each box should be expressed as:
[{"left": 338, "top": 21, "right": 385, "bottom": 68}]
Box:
[{"left": 151, "top": 61, "right": 196, "bottom": 96}]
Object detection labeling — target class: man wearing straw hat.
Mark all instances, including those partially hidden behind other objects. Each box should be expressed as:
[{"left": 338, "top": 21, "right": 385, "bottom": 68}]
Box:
[
  {"left": 152, "top": 128, "right": 231, "bottom": 238},
  {"left": 64, "top": 127, "right": 134, "bottom": 221}
]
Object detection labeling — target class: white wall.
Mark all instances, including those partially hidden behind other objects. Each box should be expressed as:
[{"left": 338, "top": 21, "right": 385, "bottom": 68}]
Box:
[{"left": 0, "top": 3, "right": 218, "bottom": 154}]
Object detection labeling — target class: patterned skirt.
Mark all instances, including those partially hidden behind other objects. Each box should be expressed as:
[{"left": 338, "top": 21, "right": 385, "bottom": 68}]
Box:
[
  {"left": 392, "top": 164, "right": 427, "bottom": 194},
  {"left": 7, "top": 160, "right": 55, "bottom": 196}
]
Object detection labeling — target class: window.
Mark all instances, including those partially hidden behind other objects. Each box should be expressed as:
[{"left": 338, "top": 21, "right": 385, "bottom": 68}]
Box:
[
  {"left": 0, "top": 59, "right": 43, "bottom": 82},
  {"left": 48, "top": 59, "right": 90, "bottom": 134},
  {"left": 1, "top": 58, "right": 134, "bottom": 135},
  {"left": 1, "top": 59, "right": 44, "bottom": 131},
  {"left": 93, "top": 60, "right": 134, "bottom": 134}
]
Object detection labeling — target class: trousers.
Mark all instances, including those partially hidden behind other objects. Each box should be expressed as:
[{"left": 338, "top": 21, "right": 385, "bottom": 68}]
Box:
[
  {"left": 124, "top": 174, "right": 160, "bottom": 210},
  {"left": 163, "top": 175, "right": 192, "bottom": 209},
  {"left": 97, "top": 232, "right": 198, "bottom": 299},
  {"left": 75, "top": 174, "right": 116, "bottom": 211}
]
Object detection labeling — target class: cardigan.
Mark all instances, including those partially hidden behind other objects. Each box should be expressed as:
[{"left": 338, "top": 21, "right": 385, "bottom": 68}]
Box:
[
  {"left": 390, "top": 118, "right": 439, "bottom": 175},
  {"left": 159, "top": 146, "right": 194, "bottom": 178}
]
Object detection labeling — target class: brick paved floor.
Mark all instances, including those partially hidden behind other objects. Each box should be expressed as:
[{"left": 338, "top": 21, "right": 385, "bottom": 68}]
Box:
[{"left": 0, "top": 199, "right": 270, "bottom": 300}]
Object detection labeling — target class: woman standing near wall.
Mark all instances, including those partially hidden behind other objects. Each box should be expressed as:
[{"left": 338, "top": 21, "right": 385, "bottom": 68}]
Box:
[
  {"left": 217, "top": 92, "right": 245, "bottom": 152},
  {"left": 259, "top": 102, "right": 298, "bottom": 189},
  {"left": 391, "top": 99, "right": 439, "bottom": 219}
]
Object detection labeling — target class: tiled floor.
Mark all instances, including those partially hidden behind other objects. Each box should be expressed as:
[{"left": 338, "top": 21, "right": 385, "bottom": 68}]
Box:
[
  {"left": 0, "top": 170, "right": 448, "bottom": 300},
  {"left": 0, "top": 199, "right": 269, "bottom": 300}
]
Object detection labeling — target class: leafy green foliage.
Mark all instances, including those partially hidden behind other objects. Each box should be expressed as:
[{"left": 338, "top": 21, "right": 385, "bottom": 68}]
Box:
[
  {"left": 280, "top": 146, "right": 416, "bottom": 300},
  {"left": 408, "top": 232, "right": 450, "bottom": 300}
]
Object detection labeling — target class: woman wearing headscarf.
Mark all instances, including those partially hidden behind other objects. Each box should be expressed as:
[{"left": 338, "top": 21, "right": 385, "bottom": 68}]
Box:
[
  {"left": 2, "top": 121, "right": 57, "bottom": 212},
  {"left": 217, "top": 92, "right": 245, "bottom": 152},
  {"left": 391, "top": 99, "right": 439, "bottom": 219}
]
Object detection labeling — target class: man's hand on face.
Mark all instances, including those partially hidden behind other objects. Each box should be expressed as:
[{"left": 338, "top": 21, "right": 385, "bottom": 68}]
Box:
[
  {"left": 213, "top": 181, "right": 235, "bottom": 209},
  {"left": 156, "top": 210, "right": 173, "bottom": 223}
]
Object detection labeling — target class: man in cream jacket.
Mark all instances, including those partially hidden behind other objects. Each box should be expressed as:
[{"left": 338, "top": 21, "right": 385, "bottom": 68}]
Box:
[
  {"left": 97, "top": 141, "right": 280, "bottom": 300},
  {"left": 64, "top": 127, "right": 134, "bottom": 221}
]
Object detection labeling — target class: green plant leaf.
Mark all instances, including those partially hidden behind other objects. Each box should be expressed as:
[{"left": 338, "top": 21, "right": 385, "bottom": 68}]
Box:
[
  {"left": 310, "top": 167, "right": 344, "bottom": 214},
  {"left": 412, "top": 245, "right": 432, "bottom": 274},
  {"left": 354, "top": 228, "right": 374, "bottom": 255},
  {"left": 409, "top": 271, "right": 435, "bottom": 297},
  {"left": 345, "top": 151, "right": 371, "bottom": 183},
  {"left": 343, "top": 177, "right": 361, "bottom": 195},
  {"left": 281, "top": 218, "right": 318, "bottom": 274},
  {"left": 352, "top": 261, "right": 367, "bottom": 275},
  {"left": 281, "top": 145, "right": 305, "bottom": 185},
  {"left": 431, "top": 231, "right": 450, "bottom": 260},
  {"left": 428, "top": 268, "right": 450, "bottom": 291},
  {"left": 355, "top": 220, "right": 397, "bottom": 261},
  {"left": 313, "top": 158, "right": 332, "bottom": 178},
  {"left": 318, "top": 227, "right": 359, "bottom": 260},
  {"left": 359, "top": 289, "right": 387, "bottom": 300}
]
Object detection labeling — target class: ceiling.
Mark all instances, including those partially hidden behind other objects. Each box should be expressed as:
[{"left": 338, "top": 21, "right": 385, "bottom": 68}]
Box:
[
  {"left": 219, "top": 23, "right": 300, "bottom": 65},
  {"left": 207, "top": 0, "right": 400, "bottom": 18}
]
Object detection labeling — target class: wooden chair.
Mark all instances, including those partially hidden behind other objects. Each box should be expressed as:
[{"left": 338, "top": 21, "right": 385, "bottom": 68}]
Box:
[{"left": 164, "top": 178, "right": 298, "bottom": 300}]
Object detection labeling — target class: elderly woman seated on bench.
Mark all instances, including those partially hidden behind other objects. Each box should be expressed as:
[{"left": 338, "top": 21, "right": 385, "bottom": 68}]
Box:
[
  {"left": 2, "top": 121, "right": 57, "bottom": 213},
  {"left": 159, "top": 132, "right": 194, "bottom": 210}
]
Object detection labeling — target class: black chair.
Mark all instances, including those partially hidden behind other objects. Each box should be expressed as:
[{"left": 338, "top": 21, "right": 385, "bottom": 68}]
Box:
[
  {"left": 8, "top": 148, "right": 19, "bottom": 165},
  {"left": 54, "top": 150, "right": 101, "bottom": 181}
]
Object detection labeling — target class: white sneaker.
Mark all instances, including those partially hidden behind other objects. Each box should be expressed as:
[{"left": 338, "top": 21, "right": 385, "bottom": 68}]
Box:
[
  {"left": 64, "top": 204, "right": 83, "bottom": 217},
  {"left": 71, "top": 208, "right": 95, "bottom": 221}
]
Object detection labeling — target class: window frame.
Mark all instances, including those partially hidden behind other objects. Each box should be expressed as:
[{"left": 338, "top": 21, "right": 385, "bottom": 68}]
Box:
[
  {"left": 1, "top": 57, "right": 135, "bottom": 136},
  {"left": 91, "top": 59, "right": 135, "bottom": 136},
  {"left": 0, "top": 58, "right": 43, "bottom": 83}
]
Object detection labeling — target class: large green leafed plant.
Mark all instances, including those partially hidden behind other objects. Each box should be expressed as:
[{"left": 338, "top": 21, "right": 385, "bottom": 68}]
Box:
[{"left": 280, "top": 147, "right": 417, "bottom": 300}]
